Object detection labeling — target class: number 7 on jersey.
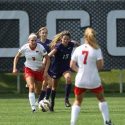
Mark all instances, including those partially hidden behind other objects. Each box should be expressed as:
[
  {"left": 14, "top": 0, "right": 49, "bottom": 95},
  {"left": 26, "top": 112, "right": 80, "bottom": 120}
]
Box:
[{"left": 82, "top": 51, "right": 88, "bottom": 64}]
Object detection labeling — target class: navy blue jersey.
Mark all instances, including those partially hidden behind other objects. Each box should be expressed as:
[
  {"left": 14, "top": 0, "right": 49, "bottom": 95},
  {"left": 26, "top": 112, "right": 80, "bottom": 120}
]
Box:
[
  {"left": 48, "top": 42, "right": 74, "bottom": 79},
  {"left": 36, "top": 38, "right": 51, "bottom": 53}
]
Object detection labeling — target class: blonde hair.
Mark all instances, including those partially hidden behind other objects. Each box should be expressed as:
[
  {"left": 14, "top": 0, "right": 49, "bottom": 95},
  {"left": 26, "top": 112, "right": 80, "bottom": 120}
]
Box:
[
  {"left": 50, "top": 32, "right": 63, "bottom": 49},
  {"left": 28, "top": 33, "right": 37, "bottom": 40},
  {"left": 84, "top": 27, "right": 99, "bottom": 49},
  {"left": 50, "top": 30, "right": 71, "bottom": 49},
  {"left": 36, "top": 26, "right": 48, "bottom": 38}
]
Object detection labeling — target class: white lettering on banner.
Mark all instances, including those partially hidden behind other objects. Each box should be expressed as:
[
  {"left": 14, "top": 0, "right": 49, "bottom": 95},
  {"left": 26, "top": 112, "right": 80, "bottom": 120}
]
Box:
[
  {"left": 46, "top": 10, "right": 90, "bottom": 42},
  {"left": 107, "top": 10, "right": 125, "bottom": 56},
  {"left": 0, "top": 10, "right": 125, "bottom": 57},
  {"left": 0, "top": 11, "right": 29, "bottom": 57}
]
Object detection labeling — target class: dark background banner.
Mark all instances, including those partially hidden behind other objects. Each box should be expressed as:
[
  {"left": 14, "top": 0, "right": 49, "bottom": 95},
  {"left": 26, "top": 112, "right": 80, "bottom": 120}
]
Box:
[{"left": 0, "top": 0, "right": 125, "bottom": 72}]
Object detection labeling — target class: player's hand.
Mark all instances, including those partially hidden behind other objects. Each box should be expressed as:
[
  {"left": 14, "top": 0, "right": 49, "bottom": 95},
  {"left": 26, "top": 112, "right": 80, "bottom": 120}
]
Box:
[{"left": 12, "top": 68, "right": 18, "bottom": 75}]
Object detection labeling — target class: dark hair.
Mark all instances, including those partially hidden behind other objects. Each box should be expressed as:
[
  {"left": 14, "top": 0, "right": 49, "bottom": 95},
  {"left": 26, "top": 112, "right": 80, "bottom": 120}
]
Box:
[{"left": 61, "top": 30, "right": 71, "bottom": 38}]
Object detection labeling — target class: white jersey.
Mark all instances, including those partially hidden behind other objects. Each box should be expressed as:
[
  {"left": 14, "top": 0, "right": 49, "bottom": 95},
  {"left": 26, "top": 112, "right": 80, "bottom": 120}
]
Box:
[
  {"left": 71, "top": 43, "right": 103, "bottom": 89},
  {"left": 18, "top": 43, "right": 47, "bottom": 71}
]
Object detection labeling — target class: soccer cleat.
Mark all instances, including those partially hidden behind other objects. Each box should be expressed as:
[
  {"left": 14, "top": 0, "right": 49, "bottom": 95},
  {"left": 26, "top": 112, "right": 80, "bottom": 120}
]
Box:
[
  {"left": 32, "top": 109, "right": 36, "bottom": 113},
  {"left": 49, "top": 106, "right": 54, "bottom": 112},
  {"left": 65, "top": 100, "right": 71, "bottom": 107},
  {"left": 105, "top": 120, "right": 113, "bottom": 125},
  {"left": 49, "top": 102, "right": 54, "bottom": 112}
]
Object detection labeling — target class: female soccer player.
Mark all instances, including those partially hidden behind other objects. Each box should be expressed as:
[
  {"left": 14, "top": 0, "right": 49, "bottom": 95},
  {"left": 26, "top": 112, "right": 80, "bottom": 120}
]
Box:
[
  {"left": 48, "top": 31, "right": 79, "bottom": 111},
  {"left": 12, "top": 33, "right": 50, "bottom": 112},
  {"left": 70, "top": 27, "right": 113, "bottom": 125},
  {"left": 36, "top": 27, "right": 52, "bottom": 103}
]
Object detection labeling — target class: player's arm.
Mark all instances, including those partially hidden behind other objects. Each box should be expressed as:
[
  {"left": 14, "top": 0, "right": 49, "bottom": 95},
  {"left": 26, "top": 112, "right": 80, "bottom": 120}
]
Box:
[
  {"left": 70, "top": 60, "right": 78, "bottom": 72},
  {"left": 43, "top": 54, "right": 50, "bottom": 72},
  {"left": 71, "top": 40, "right": 80, "bottom": 47},
  {"left": 96, "top": 59, "right": 104, "bottom": 71},
  {"left": 48, "top": 48, "right": 57, "bottom": 57},
  {"left": 96, "top": 48, "right": 104, "bottom": 71},
  {"left": 43, "top": 54, "right": 50, "bottom": 79},
  {"left": 12, "top": 52, "right": 22, "bottom": 75}
]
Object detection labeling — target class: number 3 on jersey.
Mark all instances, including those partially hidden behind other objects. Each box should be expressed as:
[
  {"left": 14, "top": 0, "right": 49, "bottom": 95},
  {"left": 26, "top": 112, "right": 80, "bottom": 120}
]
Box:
[{"left": 82, "top": 51, "right": 88, "bottom": 64}]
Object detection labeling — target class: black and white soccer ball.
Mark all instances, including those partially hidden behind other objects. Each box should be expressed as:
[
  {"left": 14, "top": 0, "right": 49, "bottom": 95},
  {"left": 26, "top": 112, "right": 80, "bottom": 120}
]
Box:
[{"left": 39, "top": 99, "right": 50, "bottom": 112}]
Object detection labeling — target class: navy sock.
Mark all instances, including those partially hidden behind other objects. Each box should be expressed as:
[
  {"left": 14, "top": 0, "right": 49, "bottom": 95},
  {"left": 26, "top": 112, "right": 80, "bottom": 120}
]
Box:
[
  {"left": 38, "top": 90, "right": 46, "bottom": 103},
  {"left": 50, "top": 90, "right": 56, "bottom": 108},
  {"left": 65, "top": 84, "right": 71, "bottom": 101},
  {"left": 46, "top": 88, "right": 51, "bottom": 100}
]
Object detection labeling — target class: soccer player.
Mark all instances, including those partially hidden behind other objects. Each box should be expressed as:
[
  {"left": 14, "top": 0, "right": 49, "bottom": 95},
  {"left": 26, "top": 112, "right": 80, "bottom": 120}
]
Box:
[
  {"left": 70, "top": 27, "right": 113, "bottom": 125},
  {"left": 12, "top": 33, "right": 50, "bottom": 112},
  {"left": 48, "top": 31, "right": 79, "bottom": 111},
  {"left": 36, "top": 27, "right": 52, "bottom": 103}
]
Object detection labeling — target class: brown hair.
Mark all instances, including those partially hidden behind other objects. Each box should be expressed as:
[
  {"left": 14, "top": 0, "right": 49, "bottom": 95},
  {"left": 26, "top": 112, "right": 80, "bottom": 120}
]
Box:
[
  {"left": 36, "top": 27, "right": 48, "bottom": 38},
  {"left": 50, "top": 30, "right": 71, "bottom": 49},
  {"left": 84, "top": 27, "right": 99, "bottom": 49},
  {"left": 61, "top": 30, "right": 71, "bottom": 38}
]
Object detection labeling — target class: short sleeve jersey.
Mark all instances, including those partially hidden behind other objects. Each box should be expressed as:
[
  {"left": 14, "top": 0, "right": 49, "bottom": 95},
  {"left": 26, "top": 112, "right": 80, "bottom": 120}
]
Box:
[
  {"left": 50, "top": 42, "right": 74, "bottom": 73},
  {"left": 71, "top": 43, "right": 103, "bottom": 88},
  {"left": 18, "top": 43, "right": 47, "bottom": 71},
  {"left": 36, "top": 39, "right": 51, "bottom": 53}
]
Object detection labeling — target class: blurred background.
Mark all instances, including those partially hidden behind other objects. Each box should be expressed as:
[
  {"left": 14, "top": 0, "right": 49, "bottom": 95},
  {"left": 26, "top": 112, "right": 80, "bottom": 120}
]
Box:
[{"left": 0, "top": 0, "right": 125, "bottom": 94}]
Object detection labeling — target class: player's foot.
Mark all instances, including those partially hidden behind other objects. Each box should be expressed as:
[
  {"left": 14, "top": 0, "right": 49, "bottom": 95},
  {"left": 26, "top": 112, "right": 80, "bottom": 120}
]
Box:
[
  {"left": 32, "top": 109, "right": 36, "bottom": 113},
  {"left": 49, "top": 106, "right": 54, "bottom": 112},
  {"left": 105, "top": 120, "right": 113, "bottom": 125},
  {"left": 65, "top": 100, "right": 71, "bottom": 107}
]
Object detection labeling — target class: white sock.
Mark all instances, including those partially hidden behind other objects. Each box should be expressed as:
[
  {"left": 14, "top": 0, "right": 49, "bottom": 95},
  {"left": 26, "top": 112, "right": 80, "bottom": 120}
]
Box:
[
  {"left": 99, "top": 102, "right": 110, "bottom": 123},
  {"left": 70, "top": 105, "right": 80, "bottom": 125},
  {"left": 29, "top": 92, "right": 36, "bottom": 110}
]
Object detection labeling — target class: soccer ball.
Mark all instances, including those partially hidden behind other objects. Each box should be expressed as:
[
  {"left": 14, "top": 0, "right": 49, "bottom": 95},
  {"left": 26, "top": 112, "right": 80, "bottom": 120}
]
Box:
[{"left": 39, "top": 99, "right": 50, "bottom": 112}]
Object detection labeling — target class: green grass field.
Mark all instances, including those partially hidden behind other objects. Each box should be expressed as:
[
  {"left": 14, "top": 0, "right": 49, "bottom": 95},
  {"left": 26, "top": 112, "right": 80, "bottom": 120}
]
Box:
[
  {"left": 0, "top": 93, "right": 125, "bottom": 125},
  {"left": 0, "top": 70, "right": 125, "bottom": 125}
]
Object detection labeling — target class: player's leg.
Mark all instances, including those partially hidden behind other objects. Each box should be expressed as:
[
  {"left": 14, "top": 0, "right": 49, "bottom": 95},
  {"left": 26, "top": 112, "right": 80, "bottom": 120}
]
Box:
[
  {"left": 92, "top": 86, "right": 113, "bottom": 125},
  {"left": 37, "top": 80, "right": 47, "bottom": 102},
  {"left": 33, "top": 70, "right": 47, "bottom": 111},
  {"left": 45, "top": 75, "right": 52, "bottom": 100},
  {"left": 26, "top": 77, "right": 36, "bottom": 112},
  {"left": 35, "top": 80, "right": 48, "bottom": 112},
  {"left": 63, "top": 71, "right": 72, "bottom": 107},
  {"left": 24, "top": 67, "right": 36, "bottom": 112},
  {"left": 50, "top": 78, "right": 59, "bottom": 112},
  {"left": 70, "top": 87, "right": 85, "bottom": 125}
]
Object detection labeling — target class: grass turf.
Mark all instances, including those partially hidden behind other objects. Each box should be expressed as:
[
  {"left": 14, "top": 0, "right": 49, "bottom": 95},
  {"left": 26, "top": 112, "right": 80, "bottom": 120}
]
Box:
[
  {"left": 0, "top": 70, "right": 125, "bottom": 124},
  {"left": 0, "top": 93, "right": 125, "bottom": 125}
]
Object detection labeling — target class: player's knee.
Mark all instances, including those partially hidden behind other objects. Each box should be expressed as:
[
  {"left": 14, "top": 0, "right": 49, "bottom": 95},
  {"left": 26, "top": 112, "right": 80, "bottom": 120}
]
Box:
[
  {"left": 66, "top": 76, "right": 72, "bottom": 83},
  {"left": 29, "top": 86, "right": 34, "bottom": 92},
  {"left": 74, "top": 100, "right": 81, "bottom": 106},
  {"left": 35, "top": 90, "right": 40, "bottom": 95}
]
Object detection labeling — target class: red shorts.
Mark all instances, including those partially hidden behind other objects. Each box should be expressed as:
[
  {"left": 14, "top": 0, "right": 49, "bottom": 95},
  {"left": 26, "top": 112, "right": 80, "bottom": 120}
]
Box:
[
  {"left": 74, "top": 85, "right": 104, "bottom": 95},
  {"left": 24, "top": 67, "right": 44, "bottom": 81}
]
